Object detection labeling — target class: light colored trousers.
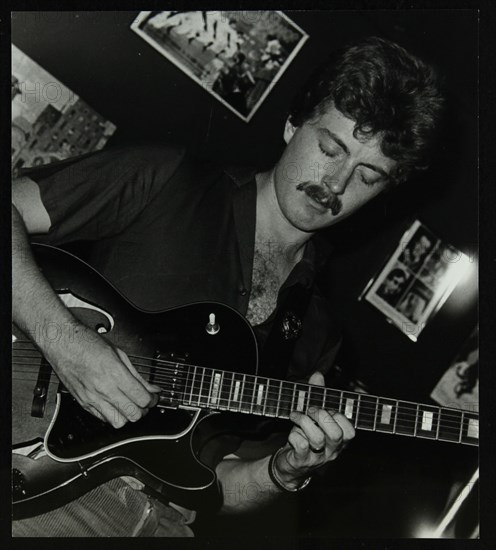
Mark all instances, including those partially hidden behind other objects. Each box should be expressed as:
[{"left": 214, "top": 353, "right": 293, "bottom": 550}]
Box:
[{"left": 12, "top": 478, "right": 194, "bottom": 537}]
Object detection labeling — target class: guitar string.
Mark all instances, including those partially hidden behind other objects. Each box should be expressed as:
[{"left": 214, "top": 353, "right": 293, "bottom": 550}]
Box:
[
  {"left": 11, "top": 350, "right": 477, "bottom": 428},
  {"left": 11, "top": 362, "right": 474, "bottom": 434},
  {"left": 9, "top": 345, "right": 481, "bottom": 419},
  {"left": 10, "top": 341, "right": 481, "bottom": 419},
  {"left": 12, "top": 344, "right": 477, "bottom": 429},
  {"left": 10, "top": 376, "right": 472, "bottom": 443}
]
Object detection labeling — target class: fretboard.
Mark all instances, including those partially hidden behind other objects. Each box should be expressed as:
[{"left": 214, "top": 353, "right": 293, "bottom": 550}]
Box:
[{"left": 161, "top": 365, "right": 479, "bottom": 447}]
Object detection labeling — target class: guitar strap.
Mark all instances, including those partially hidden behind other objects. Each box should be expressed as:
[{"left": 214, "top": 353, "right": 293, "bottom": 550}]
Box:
[{"left": 259, "top": 281, "right": 313, "bottom": 381}]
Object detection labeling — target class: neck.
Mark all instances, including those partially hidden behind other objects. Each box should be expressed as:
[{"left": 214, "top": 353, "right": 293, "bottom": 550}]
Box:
[{"left": 255, "top": 169, "right": 312, "bottom": 262}]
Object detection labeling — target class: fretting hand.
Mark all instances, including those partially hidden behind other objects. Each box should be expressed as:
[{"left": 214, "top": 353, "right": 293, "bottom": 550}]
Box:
[{"left": 273, "top": 371, "right": 355, "bottom": 489}]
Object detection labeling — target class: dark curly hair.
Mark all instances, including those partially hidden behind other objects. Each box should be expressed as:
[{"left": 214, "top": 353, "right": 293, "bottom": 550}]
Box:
[{"left": 289, "top": 36, "right": 445, "bottom": 185}]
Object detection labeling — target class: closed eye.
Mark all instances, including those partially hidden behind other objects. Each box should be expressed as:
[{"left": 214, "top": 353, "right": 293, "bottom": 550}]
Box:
[
  {"left": 358, "top": 170, "right": 384, "bottom": 187},
  {"left": 318, "top": 143, "right": 339, "bottom": 158}
]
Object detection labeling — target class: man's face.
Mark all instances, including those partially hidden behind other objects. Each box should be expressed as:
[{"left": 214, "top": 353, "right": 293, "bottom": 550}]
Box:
[
  {"left": 384, "top": 273, "right": 405, "bottom": 294},
  {"left": 273, "top": 105, "right": 397, "bottom": 233}
]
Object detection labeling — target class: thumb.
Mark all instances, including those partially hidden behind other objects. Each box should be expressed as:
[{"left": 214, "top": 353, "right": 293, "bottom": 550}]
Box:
[{"left": 309, "top": 371, "right": 325, "bottom": 387}]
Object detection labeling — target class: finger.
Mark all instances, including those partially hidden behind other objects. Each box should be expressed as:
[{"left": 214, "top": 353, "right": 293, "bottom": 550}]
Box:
[
  {"left": 121, "top": 351, "right": 162, "bottom": 395},
  {"left": 84, "top": 397, "right": 129, "bottom": 428},
  {"left": 328, "top": 412, "right": 356, "bottom": 442},
  {"left": 308, "top": 371, "right": 325, "bottom": 387},
  {"left": 290, "top": 411, "right": 326, "bottom": 451},
  {"left": 115, "top": 349, "right": 160, "bottom": 408},
  {"left": 97, "top": 386, "right": 146, "bottom": 424},
  {"left": 307, "top": 407, "right": 344, "bottom": 444},
  {"left": 288, "top": 428, "right": 311, "bottom": 460}
]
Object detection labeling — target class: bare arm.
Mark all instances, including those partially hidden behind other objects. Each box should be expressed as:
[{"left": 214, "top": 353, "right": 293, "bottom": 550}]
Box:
[{"left": 12, "top": 178, "right": 160, "bottom": 427}]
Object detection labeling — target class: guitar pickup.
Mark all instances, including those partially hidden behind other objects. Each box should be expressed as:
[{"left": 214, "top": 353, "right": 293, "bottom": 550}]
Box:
[{"left": 154, "top": 351, "right": 188, "bottom": 408}]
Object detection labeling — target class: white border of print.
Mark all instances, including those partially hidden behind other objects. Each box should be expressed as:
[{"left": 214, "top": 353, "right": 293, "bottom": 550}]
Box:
[{"left": 130, "top": 11, "right": 309, "bottom": 122}]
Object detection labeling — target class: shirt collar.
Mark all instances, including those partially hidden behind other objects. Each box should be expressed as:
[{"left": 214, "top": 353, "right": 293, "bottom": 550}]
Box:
[{"left": 224, "top": 165, "right": 334, "bottom": 289}]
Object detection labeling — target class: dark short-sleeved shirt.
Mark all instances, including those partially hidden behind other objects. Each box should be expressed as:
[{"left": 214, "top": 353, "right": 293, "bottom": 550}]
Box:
[
  {"left": 21, "top": 145, "right": 342, "bottom": 478},
  {"left": 23, "top": 145, "right": 342, "bottom": 383}
]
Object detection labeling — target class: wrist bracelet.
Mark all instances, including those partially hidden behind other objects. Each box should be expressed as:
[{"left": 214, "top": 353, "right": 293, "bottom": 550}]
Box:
[{"left": 268, "top": 448, "right": 312, "bottom": 493}]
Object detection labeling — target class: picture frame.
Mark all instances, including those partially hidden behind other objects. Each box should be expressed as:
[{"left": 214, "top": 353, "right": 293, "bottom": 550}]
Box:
[
  {"left": 360, "top": 220, "right": 471, "bottom": 341},
  {"left": 130, "top": 10, "right": 309, "bottom": 122}
]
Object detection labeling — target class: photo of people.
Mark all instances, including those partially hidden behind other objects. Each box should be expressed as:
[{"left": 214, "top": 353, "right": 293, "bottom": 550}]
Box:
[
  {"left": 396, "top": 282, "right": 433, "bottom": 324},
  {"left": 131, "top": 11, "right": 308, "bottom": 121},
  {"left": 375, "top": 266, "right": 411, "bottom": 307},
  {"left": 398, "top": 227, "right": 435, "bottom": 272},
  {"left": 361, "top": 220, "right": 467, "bottom": 341}
]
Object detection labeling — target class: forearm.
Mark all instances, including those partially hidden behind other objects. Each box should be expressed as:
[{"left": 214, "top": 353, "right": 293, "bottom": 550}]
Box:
[
  {"left": 12, "top": 205, "right": 79, "bottom": 356},
  {"left": 216, "top": 455, "right": 281, "bottom": 514}
]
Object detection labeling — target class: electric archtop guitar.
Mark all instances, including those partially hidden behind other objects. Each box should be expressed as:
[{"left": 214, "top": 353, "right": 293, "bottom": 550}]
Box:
[{"left": 12, "top": 244, "right": 479, "bottom": 520}]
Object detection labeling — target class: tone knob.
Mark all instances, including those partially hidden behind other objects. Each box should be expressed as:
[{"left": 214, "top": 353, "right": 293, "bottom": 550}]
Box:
[{"left": 206, "top": 313, "right": 220, "bottom": 335}]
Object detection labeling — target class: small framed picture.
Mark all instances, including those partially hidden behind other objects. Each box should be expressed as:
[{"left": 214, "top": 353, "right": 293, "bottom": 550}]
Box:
[
  {"left": 360, "top": 220, "right": 471, "bottom": 341},
  {"left": 130, "top": 11, "right": 309, "bottom": 122}
]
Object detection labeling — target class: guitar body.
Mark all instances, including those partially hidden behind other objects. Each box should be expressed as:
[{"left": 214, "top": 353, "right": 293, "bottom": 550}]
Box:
[{"left": 13, "top": 244, "right": 259, "bottom": 519}]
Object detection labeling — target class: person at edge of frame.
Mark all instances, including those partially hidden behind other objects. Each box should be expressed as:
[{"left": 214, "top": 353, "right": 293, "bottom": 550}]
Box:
[{"left": 11, "top": 36, "right": 444, "bottom": 536}]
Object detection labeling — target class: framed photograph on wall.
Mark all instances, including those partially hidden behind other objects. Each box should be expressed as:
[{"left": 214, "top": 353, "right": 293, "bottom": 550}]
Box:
[
  {"left": 11, "top": 44, "right": 116, "bottom": 177},
  {"left": 360, "top": 220, "right": 471, "bottom": 341},
  {"left": 130, "top": 11, "right": 308, "bottom": 122}
]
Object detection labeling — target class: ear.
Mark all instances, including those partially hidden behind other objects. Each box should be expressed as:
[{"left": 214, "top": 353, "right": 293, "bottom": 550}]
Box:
[{"left": 283, "top": 117, "right": 297, "bottom": 144}]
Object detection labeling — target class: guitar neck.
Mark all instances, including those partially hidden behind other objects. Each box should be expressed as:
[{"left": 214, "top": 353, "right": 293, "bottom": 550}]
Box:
[{"left": 158, "top": 364, "right": 479, "bottom": 447}]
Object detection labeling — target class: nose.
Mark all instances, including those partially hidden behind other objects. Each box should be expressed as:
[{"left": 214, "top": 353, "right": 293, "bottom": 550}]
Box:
[{"left": 322, "top": 160, "right": 354, "bottom": 195}]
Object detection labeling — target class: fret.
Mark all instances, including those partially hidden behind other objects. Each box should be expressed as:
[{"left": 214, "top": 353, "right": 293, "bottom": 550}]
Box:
[
  {"left": 279, "top": 381, "right": 294, "bottom": 418},
  {"left": 218, "top": 371, "right": 231, "bottom": 410},
  {"left": 438, "top": 408, "right": 464, "bottom": 443},
  {"left": 291, "top": 384, "right": 298, "bottom": 412},
  {"left": 435, "top": 407, "right": 441, "bottom": 440},
  {"left": 339, "top": 390, "right": 344, "bottom": 415},
  {"left": 414, "top": 404, "right": 420, "bottom": 437},
  {"left": 262, "top": 379, "right": 268, "bottom": 416},
  {"left": 250, "top": 376, "right": 258, "bottom": 414},
  {"left": 459, "top": 411, "right": 465, "bottom": 443},
  {"left": 206, "top": 370, "right": 214, "bottom": 406},
  {"left": 395, "top": 401, "right": 418, "bottom": 436},
  {"left": 376, "top": 398, "right": 396, "bottom": 434},
  {"left": 372, "top": 396, "right": 379, "bottom": 431},
  {"left": 240, "top": 374, "right": 249, "bottom": 413},
  {"left": 305, "top": 385, "right": 312, "bottom": 414},
  {"left": 183, "top": 365, "right": 191, "bottom": 405},
  {"left": 323, "top": 388, "right": 341, "bottom": 413},
  {"left": 265, "top": 378, "right": 279, "bottom": 417},
  {"left": 308, "top": 385, "right": 325, "bottom": 411},
  {"left": 189, "top": 365, "right": 197, "bottom": 405},
  {"left": 276, "top": 380, "right": 282, "bottom": 417},
  {"left": 392, "top": 400, "right": 399, "bottom": 434},
  {"left": 227, "top": 372, "right": 235, "bottom": 410},
  {"left": 196, "top": 368, "right": 205, "bottom": 406},
  {"left": 354, "top": 394, "right": 361, "bottom": 428},
  {"left": 355, "top": 395, "right": 377, "bottom": 431}
]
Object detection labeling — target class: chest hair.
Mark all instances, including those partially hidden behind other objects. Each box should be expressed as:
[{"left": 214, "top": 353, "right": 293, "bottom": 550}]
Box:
[{"left": 246, "top": 241, "right": 296, "bottom": 326}]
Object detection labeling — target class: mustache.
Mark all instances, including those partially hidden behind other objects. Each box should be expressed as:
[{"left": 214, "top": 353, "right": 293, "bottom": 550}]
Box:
[{"left": 296, "top": 181, "right": 342, "bottom": 215}]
